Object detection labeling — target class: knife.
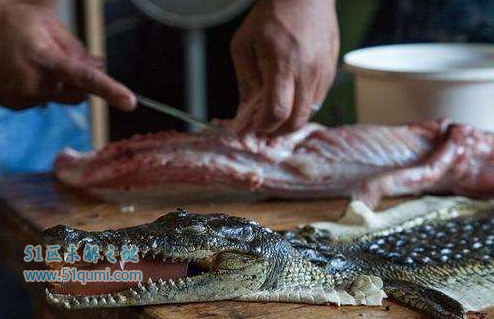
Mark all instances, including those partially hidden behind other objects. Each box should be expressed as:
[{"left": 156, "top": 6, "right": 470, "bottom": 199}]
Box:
[{"left": 137, "top": 95, "right": 233, "bottom": 136}]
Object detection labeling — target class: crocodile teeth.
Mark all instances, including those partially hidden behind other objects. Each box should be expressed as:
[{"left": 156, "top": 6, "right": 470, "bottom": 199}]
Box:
[
  {"left": 83, "top": 296, "right": 90, "bottom": 304},
  {"left": 185, "top": 277, "right": 193, "bottom": 283},
  {"left": 168, "top": 279, "right": 177, "bottom": 288},
  {"left": 117, "top": 294, "right": 126, "bottom": 304},
  {"left": 119, "top": 259, "right": 126, "bottom": 270},
  {"left": 137, "top": 282, "right": 147, "bottom": 293},
  {"left": 91, "top": 297, "right": 98, "bottom": 306},
  {"left": 177, "top": 278, "right": 186, "bottom": 287},
  {"left": 107, "top": 294, "right": 116, "bottom": 304},
  {"left": 147, "top": 278, "right": 157, "bottom": 291},
  {"left": 130, "top": 288, "right": 139, "bottom": 298},
  {"left": 158, "top": 278, "right": 164, "bottom": 286},
  {"left": 46, "top": 292, "right": 55, "bottom": 301}
]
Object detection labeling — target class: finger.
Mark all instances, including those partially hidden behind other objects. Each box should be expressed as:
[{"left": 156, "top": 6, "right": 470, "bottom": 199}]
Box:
[
  {"left": 231, "top": 92, "right": 263, "bottom": 134},
  {"left": 279, "top": 68, "right": 320, "bottom": 133},
  {"left": 231, "top": 43, "right": 262, "bottom": 104},
  {"left": 38, "top": 75, "right": 63, "bottom": 93},
  {"left": 278, "top": 79, "right": 313, "bottom": 133},
  {"left": 313, "top": 68, "right": 335, "bottom": 106},
  {"left": 44, "top": 52, "right": 136, "bottom": 111},
  {"left": 230, "top": 38, "right": 263, "bottom": 133},
  {"left": 231, "top": 99, "right": 255, "bottom": 133},
  {"left": 255, "top": 60, "right": 295, "bottom": 133},
  {"left": 88, "top": 55, "right": 105, "bottom": 70},
  {"left": 313, "top": 77, "right": 330, "bottom": 107},
  {"left": 35, "top": 77, "right": 87, "bottom": 105}
]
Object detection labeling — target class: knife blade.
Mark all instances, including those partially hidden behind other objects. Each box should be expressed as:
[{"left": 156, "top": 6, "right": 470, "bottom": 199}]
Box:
[{"left": 137, "top": 95, "right": 233, "bottom": 136}]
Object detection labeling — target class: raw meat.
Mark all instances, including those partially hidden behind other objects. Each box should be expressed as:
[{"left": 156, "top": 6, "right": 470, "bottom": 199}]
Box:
[{"left": 55, "top": 120, "right": 494, "bottom": 207}]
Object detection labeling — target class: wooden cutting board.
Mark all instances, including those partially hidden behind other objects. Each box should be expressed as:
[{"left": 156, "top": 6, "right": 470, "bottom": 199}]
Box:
[{"left": 0, "top": 173, "right": 485, "bottom": 319}]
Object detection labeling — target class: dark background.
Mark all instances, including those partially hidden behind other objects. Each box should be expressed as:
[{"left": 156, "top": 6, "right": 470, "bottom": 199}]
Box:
[{"left": 104, "top": 0, "right": 244, "bottom": 140}]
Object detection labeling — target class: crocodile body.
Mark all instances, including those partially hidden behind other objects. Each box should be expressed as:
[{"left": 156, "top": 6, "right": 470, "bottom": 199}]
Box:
[{"left": 42, "top": 199, "right": 494, "bottom": 318}]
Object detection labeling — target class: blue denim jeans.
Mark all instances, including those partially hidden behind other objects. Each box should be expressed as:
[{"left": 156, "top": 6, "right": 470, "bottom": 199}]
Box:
[{"left": 0, "top": 103, "right": 91, "bottom": 175}]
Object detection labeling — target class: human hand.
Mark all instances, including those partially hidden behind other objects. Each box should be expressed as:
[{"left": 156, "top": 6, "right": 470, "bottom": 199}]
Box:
[
  {"left": 230, "top": 0, "right": 339, "bottom": 134},
  {"left": 0, "top": 1, "right": 136, "bottom": 110}
]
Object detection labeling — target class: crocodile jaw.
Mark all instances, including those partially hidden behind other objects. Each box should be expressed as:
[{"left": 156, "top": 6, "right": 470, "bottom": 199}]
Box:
[
  {"left": 46, "top": 259, "right": 270, "bottom": 309},
  {"left": 239, "top": 274, "right": 386, "bottom": 306}
]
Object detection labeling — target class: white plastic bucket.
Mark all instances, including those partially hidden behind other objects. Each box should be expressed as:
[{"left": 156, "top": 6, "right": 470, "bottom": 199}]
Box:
[{"left": 344, "top": 43, "right": 494, "bottom": 131}]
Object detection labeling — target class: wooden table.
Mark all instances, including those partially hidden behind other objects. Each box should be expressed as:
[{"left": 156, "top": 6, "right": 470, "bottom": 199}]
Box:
[{"left": 0, "top": 174, "right": 452, "bottom": 319}]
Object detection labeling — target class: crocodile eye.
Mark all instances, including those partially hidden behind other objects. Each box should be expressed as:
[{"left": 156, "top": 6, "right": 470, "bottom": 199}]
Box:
[
  {"left": 227, "top": 225, "right": 254, "bottom": 241},
  {"left": 182, "top": 224, "right": 206, "bottom": 233},
  {"left": 328, "top": 254, "right": 347, "bottom": 269}
]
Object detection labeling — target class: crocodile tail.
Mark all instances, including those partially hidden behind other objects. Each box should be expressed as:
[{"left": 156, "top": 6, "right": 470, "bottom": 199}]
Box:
[
  {"left": 386, "top": 259, "right": 494, "bottom": 318},
  {"left": 384, "top": 279, "right": 464, "bottom": 319},
  {"left": 423, "top": 260, "right": 494, "bottom": 314}
]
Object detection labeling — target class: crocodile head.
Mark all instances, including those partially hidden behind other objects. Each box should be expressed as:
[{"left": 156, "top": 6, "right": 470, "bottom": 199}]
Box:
[
  {"left": 42, "top": 210, "right": 304, "bottom": 308},
  {"left": 42, "top": 210, "right": 385, "bottom": 309}
]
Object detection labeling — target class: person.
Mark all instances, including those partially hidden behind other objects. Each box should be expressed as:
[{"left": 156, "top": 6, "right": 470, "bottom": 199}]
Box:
[
  {"left": 0, "top": 0, "right": 339, "bottom": 152},
  {"left": 2, "top": 0, "right": 493, "bottom": 170},
  {"left": 0, "top": 0, "right": 136, "bottom": 112},
  {"left": 0, "top": 0, "right": 136, "bottom": 173}
]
